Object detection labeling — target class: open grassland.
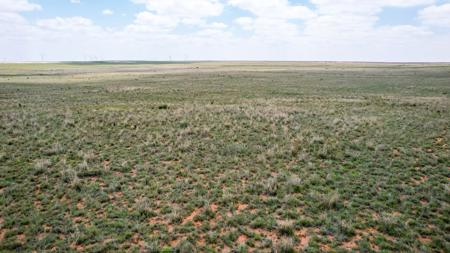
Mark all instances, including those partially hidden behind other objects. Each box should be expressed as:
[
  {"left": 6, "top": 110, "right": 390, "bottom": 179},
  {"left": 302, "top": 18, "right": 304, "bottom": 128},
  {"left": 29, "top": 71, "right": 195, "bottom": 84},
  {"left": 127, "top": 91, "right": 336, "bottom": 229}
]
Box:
[{"left": 0, "top": 62, "right": 449, "bottom": 252}]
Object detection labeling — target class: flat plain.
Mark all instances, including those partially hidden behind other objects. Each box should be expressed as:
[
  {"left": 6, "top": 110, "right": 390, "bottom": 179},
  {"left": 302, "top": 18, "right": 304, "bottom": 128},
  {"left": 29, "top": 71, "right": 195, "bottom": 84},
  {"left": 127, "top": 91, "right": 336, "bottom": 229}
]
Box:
[{"left": 0, "top": 62, "right": 449, "bottom": 252}]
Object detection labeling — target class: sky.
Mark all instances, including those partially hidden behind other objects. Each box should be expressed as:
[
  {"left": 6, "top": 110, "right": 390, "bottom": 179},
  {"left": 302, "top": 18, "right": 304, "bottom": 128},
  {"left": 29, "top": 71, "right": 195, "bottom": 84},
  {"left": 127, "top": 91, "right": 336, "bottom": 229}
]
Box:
[{"left": 1, "top": 0, "right": 450, "bottom": 62}]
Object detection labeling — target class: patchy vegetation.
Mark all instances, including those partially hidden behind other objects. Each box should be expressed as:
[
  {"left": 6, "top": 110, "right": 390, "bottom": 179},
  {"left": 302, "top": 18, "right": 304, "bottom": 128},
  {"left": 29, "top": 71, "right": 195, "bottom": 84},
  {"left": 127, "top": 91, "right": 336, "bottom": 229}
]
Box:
[{"left": 0, "top": 62, "right": 449, "bottom": 252}]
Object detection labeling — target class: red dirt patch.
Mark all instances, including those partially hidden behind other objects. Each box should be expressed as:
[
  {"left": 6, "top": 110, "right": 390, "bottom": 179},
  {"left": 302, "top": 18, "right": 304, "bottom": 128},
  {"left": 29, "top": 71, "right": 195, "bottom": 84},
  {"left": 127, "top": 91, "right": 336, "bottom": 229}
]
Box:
[
  {"left": 237, "top": 203, "right": 248, "bottom": 214},
  {"left": 295, "top": 228, "right": 311, "bottom": 249},
  {"left": 167, "top": 224, "right": 174, "bottom": 233},
  {"left": 70, "top": 242, "right": 85, "bottom": 252},
  {"left": 17, "top": 233, "right": 26, "bottom": 243},
  {"left": 109, "top": 191, "right": 123, "bottom": 200},
  {"left": 102, "top": 160, "right": 110, "bottom": 170},
  {"left": 76, "top": 201, "right": 86, "bottom": 210},
  {"left": 131, "top": 233, "right": 146, "bottom": 250},
  {"left": 113, "top": 171, "right": 123, "bottom": 177},
  {"left": 34, "top": 200, "right": 42, "bottom": 209},
  {"left": 210, "top": 213, "right": 222, "bottom": 227},
  {"left": 148, "top": 216, "right": 168, "bottom": 226},
  {"left": 102, "top": 238, "right": 116, "bottom": 245},
  {"left": 418, "top": 236, "right": 432, "bottom": 244},
  {"left": 350, "top": 227, "right": 393, "bottom": 250},
  {"left": 170, "top": 236, "right": 185, "bottom": 247},
  {"left": 0, "top": 228, "right": 6, "bottom": 242},
  {"left": 320, "top": 243, "right": 332, "bottom": 252},
  {"left": 237, "top": 234, "right": 247, "bottom": 244},
  {"left": 420, "top": 198, "right": 429, "bottom": 205},
  {"left": 210, "top": 203, "right": 218, "bottom": 212},
  {"left": 249, "top": 227, "right": 278, "bottom": 243},
  {"left": 222, "top": 245, "right": 231, "bottom": 253},
  {"left": 356, "top": 227, "right": 378, "bottom": 236},
  {"left": 183, "top": 208, "right": 202, "bottom": 224},
  {"left": 0, "top": 217, "right": 5, "bottom": 242},
  {"left": 60, "top": 195, "right": 70, "bottom": 205},
  {"left": 72, "top": 216, "right": 89, "bottom": 224},
  {"left": 131, "top": 168, "right": 138, "bottom": 177},
  {"left": 197, "top": 236, "right": 206, "bottom": 246},
  {"left": 341, "top": 234, "right": 362, "bottom": 250}
]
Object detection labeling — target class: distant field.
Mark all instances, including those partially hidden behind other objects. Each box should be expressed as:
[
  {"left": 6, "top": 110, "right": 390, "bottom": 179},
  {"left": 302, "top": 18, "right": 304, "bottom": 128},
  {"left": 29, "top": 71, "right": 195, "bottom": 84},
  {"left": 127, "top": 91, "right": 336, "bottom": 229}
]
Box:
[{"left": 0, "top": 62, "right": 449, "bottom": 252}]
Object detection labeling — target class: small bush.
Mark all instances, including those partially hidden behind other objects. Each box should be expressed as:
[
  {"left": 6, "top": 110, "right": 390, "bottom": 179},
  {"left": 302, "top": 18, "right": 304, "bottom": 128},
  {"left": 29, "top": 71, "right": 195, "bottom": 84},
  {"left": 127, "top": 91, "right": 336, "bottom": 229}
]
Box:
[
  {"left": 45, "top": 142, "right": 64, "bottom": 155},
  {"left": 34, "top": 159, "right": 51, "bottom": 175},
  {"left": 134, "top": 197, "right": 156, "bottom": 219},
  {"left": 377, "top": 213, "right": 403, "bottom": 237},
  {"left": 273, "top": 238, "right": 296, "bottom": 253},
  {"left": 311, "top": 191, "right": 341, "bottom": 209},
  {"left": 286, "top": 174, "right": 302, "bottom": 193},
  {"left": 277, "top": 220, "right": 295, "bottom": 236},
  {"left": 251, "top": 217, "right": 268, "bottom": 229},
  {"left": 61, "top": 168, "right": 79, "bottom": 185},
  {"left": 265, "top": 177, "right": 278, "bottom": 196},
  {"left": 177, "top": 240, "right": 195, "bottom": 253}
]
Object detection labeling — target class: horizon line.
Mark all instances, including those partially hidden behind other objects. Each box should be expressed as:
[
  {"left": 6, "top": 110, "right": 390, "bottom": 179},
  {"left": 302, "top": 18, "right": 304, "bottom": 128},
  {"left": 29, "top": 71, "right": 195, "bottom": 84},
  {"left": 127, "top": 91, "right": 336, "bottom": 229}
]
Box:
[{"left": 1, "top": 60, "right": 450, "bottom": 65}]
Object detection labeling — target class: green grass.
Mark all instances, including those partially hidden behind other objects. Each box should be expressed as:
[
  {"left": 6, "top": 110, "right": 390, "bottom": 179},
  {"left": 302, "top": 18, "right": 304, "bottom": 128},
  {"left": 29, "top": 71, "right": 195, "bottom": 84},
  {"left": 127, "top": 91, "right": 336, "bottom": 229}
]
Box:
[{"left": 0, "top": 62, "right": 449, "bottom": 252}]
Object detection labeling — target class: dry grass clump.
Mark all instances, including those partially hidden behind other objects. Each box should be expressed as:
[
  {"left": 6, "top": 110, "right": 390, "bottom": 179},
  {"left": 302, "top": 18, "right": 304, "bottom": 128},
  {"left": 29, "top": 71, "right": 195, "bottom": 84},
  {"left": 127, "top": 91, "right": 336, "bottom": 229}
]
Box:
[{"left": 34, "top": 159, "right": 51, "bottom": 174}]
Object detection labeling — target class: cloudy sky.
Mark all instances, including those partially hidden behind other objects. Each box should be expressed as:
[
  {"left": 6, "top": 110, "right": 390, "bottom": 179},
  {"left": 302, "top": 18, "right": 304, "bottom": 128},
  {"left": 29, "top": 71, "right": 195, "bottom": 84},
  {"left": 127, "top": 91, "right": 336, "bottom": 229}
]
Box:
[{"left": 1, "top": 0, "right": 450, "bottom": 62}]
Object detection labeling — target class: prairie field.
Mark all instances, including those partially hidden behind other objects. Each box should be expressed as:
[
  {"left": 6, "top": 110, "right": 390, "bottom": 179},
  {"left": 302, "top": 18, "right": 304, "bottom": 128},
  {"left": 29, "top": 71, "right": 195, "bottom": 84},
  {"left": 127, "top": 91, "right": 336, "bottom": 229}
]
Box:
[{"left": 0, "top": 62, "right": 449, "bottom": 252}]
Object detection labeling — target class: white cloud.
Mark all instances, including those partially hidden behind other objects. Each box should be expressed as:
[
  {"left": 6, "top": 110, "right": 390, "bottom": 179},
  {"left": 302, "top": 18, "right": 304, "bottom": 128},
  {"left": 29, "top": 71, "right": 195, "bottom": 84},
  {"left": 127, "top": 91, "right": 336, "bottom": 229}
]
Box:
[
  {"left": 302, "top": 0, "right": 435, "bottom": 39},
  {"left": 194, "top": 28, "right": 232, "bottom": 38},
  {"left": 1, "top": 0, "right": 450, "bottom": 61},
  {"left": 0, "top": 0, "right": 41, "bottom": 12},
  {"left": 230, "top": 0, "right": 435, "bottom": 43},
  {"left": 126, "top": 11, "right": 179, "bottom": 32},
  {"left": 70, "top": 0, "right": 80, "bottom": 4},
  {"left": 129, "top": 0, "right": 224, "bottom": 34},
  {"left": 102, "top": 9, "right": 114, "bottom": 16},
  {"left": 420, "top": 4, "right": 450, "bottom": 27},
  {"left": 235, "top": 17, "right": 253, "bottom": 31},
  {"left": 0, "top": 0, "right": 40, "bottom": 42},
  {"left": 131, "top": 0, "right": 223, "bottom": 19},
  {"left": 36, "top": 17, "right": 100, "bottom": 32},
  {"left": 204, "top": 22, "right": 228, "bottom": 29},
  {"left": 231, "top": 0, "right": 314, "bottom": 43},
  {"left": 229, "top": 0, "right": 444, "bottom": 60},
  {"left": 235, "top": 17, "right": 300, "bottom": 41},
  {"left": 0, "top": 12, "right": 27, "bottom": 24},
  {"left": 229, "top": 0, "right": 315, "bottom": 19},
  {"left": 310, "top": 0, "right": 434, "bottom": 14}
]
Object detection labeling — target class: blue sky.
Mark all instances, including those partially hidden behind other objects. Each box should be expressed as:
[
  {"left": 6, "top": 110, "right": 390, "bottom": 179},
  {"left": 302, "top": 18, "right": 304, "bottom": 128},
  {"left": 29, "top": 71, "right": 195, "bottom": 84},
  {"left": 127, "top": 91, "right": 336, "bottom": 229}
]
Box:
[
  {"left": 22, "top": 0, "right": 140, "bottom": 27},
  {"left": 1, "top": 0, "right": 450, "bottom": 61},
  {"left": 19, "top": 0, "right": 440, "bottom": 28}
]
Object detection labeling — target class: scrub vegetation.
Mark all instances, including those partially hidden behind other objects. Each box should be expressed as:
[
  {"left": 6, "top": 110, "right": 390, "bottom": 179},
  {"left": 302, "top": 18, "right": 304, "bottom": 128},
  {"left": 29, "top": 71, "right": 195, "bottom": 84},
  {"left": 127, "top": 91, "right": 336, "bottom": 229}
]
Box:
[{"left": 0, "top": 62, "right": 449, "bottom": 252}]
